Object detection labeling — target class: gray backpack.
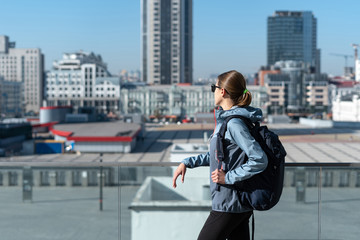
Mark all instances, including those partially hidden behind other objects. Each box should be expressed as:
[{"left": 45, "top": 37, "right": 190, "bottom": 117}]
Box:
[{"left": 216, "top": 115, "right": 287, "bottom": 210}]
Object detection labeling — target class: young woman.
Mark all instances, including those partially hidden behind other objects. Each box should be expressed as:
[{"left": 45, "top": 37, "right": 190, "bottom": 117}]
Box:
[{"left": 172, "top": 70, "right": 268, "bottom": 240}]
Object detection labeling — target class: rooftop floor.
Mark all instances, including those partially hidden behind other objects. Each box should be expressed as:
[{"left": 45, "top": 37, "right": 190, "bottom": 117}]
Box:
[{"left": 2, "top": 123, "right": 360, "bottom": 164}]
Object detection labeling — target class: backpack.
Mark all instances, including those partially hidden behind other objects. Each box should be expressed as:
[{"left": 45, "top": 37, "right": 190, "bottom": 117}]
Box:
[{"left": 216, "top": 115, "right": 287, "bottom": 211}]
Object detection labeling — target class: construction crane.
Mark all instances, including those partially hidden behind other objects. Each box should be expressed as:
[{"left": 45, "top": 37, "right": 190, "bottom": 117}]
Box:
[
  {"left": 352, "top": 44, "right": 359, "bottom": 81},
  {"left": 330, "top": 53, "right": 353, "bottom": 67}
]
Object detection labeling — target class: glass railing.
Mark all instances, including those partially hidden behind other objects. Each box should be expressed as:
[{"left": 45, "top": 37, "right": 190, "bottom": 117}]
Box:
[{"left": 0, "top": 162, "right": 359, "bottom": 240}]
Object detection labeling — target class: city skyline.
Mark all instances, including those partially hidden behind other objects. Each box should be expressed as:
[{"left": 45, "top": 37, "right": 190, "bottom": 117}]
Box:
[{"left": 1, "top": 0, "right": 359, "bottom": 79}]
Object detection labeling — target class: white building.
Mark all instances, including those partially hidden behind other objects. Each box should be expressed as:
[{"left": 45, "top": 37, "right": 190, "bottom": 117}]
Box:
[
  {"left": 120, "top": 84, "right": 268, "bottom": 119},
  {"left": 141, "top": 0, "right": 193, "bottom": 84},
  {"left": 0, "top": 35, "right": 44, "bottom": 114},
  {"left": 332, "top": 92, "right": 360, "bottom": 122},
  {"left": 44, "top": 51, "right": 120, "bottom": 115}
]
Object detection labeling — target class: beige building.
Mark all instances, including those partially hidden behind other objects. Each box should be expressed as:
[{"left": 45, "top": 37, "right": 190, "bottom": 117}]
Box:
[
  {"left": 0, "top": 35, "right": 44, "bottom": 114},
  {"left": 306, "top": 81, "right": 329, "bottom": 109},
  {"left": 264, "top": 61, "right": 328, "bottom": 115}
]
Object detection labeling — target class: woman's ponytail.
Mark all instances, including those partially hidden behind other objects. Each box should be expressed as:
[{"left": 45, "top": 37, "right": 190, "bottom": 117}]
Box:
[
  {"left": 217, "top": 70, "right": 252, "bottom": 107},
  {"left": 236, "top": 90, "right": 252, "bottom": 107}
]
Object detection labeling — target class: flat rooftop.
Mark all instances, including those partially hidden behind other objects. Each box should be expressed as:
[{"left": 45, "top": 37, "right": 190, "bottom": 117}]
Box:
[
  {"left": 1, "top": 123, "right": 360, "bottom": 164},
  {"left": 53, "top": 121, "right": 140, "bottom": 137}
]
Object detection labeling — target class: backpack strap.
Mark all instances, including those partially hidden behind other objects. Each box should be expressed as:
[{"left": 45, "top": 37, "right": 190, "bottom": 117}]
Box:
[
  {"left": 215, "top": 115, "right": 257, "bottom": 191},
  {"left": 216, "top": 115, "right": 255, "bottom": 166},
  {"left": 251, "top": 212, "right": 255, "bottom": 240}
]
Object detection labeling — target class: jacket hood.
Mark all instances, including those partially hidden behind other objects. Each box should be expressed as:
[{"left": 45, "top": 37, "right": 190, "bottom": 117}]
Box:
[{"left": 215, "top": 106, "right": 263, "bottom": 123}]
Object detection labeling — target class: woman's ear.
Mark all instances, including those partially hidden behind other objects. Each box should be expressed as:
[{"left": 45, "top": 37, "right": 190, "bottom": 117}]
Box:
[{"left": 221, "top": 88, "right": 226, "bottom": 97}]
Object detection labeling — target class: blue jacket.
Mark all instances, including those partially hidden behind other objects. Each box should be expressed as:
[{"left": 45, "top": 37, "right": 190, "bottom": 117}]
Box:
[{"left": 182, "top": 106, "right": 268, "bottom": 213}]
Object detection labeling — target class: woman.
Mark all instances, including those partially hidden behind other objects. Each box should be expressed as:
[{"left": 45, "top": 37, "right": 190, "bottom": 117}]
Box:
[{"left": 172, "top": 70, "right": 268, "bottom": 240}]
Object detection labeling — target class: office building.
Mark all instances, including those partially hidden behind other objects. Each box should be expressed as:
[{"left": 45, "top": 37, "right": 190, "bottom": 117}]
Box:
[
  {"left": 267, "top": 11, "right": 320, "bottom": 74},
  {"left": 0, "top": 35, "right": 44, "bottom": 114},
  {"left": 141, "top": 0, "right": 192, "bottom": 85},
  {"left": 0, "top": 77, "right": 23, "bottom": 117},
  {"left": 44, "top": 51, "right": 120, "bottom": 115}
]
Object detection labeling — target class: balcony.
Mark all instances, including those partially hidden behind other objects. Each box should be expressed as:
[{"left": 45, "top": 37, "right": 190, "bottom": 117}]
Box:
[{"left": 0, "top": 161, "right": 359, "bottom": 240}]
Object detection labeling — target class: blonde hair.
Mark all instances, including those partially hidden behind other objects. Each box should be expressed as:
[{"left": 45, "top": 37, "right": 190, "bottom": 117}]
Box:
[{"left": 217, "top": 70, "right": 252, "bottom": 107}]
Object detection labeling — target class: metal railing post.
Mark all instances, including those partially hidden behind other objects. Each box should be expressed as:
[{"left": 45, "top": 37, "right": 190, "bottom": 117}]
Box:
[
  {"left": 318, "top": 167, "right": 322, "bottom": 240},
  {"left": 99, "top": 153, "right": 103, "bottom": 211}
]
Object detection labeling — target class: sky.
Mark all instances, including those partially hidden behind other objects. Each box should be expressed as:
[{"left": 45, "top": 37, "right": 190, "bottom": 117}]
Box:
[{"left": 1, "top": 0, "right": 359, "bottom": 79}]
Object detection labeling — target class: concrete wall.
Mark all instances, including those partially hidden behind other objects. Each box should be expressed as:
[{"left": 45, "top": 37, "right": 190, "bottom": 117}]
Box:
[
  {"left": 299, "top": 118, "right": 333, "bottom": 127},
  {"left": 40, "top": 107, "right": 72, "bottom": 124},
  {"left": 130, "top": 177, "right": 211, "bottom": 240},
  {"left": 74, "top": 140, "right": 134, "bottom": 153}
]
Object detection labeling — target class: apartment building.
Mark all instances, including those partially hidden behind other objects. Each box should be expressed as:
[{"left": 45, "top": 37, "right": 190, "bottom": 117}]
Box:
[{"left": 44, "top": 51, "right": 120, "bottom": 115}]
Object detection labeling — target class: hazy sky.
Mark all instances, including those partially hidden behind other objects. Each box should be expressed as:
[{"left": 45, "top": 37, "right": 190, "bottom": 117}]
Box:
[{"left": 1, "top": 0, "right": 359, "bottom": 79}]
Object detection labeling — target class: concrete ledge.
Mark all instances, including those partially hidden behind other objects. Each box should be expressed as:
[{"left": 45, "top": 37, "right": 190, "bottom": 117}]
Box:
[
  {"left": 300, "top": 118, "right": 360, "bottom": 128},
  {"left": 333, "top": 121, "right": 360, "bottom": 128}
]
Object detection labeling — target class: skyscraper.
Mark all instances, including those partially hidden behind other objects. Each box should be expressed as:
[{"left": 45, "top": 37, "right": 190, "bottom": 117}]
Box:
[
  {"left": 0, "top": 35, "right": 44, "bottom": 114},
  {"left": 141, "top": 0, "right": 192, "bottom": 85},
  {"left": 267, "top": 11, "right": 320, "bottom": 73}
]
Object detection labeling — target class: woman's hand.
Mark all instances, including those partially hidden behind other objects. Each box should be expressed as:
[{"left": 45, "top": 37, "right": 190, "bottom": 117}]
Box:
[
  {"left": 172, "top": 163, "right": 187, "bottom": 188},
  {"left": 211, "top": 169, "right": 226, "bottom": 184}
]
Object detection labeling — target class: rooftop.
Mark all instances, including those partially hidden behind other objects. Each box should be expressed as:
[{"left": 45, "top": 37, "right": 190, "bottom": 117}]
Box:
[
  {"left": 53, "top": 121, "right": 140, "bottom": 137},
  {"left": 2, "top": 123, "right": 360, "bottom": 164}
]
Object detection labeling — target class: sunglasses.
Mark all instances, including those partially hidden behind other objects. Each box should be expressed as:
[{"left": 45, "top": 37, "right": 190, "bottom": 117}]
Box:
[{"left": 211, "top": 84, "right": 221, "bottom": 92}]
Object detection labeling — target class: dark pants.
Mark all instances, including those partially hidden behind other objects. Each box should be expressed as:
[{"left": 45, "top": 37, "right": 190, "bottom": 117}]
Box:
[{"left": 197, "top": 210, "right": 253, "bottom": 240}]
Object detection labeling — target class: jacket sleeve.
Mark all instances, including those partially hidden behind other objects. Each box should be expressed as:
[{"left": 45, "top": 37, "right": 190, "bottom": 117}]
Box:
[
  {"left": 224, "top": 118, "right": 268, "bottom": 185},
  {"left": 181, "top": 152, "right": 210, "bottom": 168}
]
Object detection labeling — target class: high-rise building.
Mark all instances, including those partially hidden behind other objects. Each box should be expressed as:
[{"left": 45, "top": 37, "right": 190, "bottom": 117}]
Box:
[
  {"left": 44, "top": 51, "right": 120, "bottom": 115},
  {"left": 141, "top": 0, "right": 192, "bottom": 85},
  {"left": 0, "top": 35, "right": 44, "bottom": 114},
  {"left": 267, "top": 11, "right": 320, "bottom": 74}
]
